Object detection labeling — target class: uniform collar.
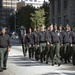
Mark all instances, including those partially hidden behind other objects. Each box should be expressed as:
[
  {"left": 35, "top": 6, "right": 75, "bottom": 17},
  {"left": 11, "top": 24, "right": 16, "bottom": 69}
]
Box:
[
  {"left": 54, "top": 30, "right": 58, "bottom": 32},
  {"left": 41, "top": 30, "right": 45, "bottom": 31}
]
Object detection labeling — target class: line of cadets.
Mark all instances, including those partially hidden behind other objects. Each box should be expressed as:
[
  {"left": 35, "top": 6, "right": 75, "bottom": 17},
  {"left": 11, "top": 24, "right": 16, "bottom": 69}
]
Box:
[{"left": 21, "top": 24, "right": 75, "bottom": 66}]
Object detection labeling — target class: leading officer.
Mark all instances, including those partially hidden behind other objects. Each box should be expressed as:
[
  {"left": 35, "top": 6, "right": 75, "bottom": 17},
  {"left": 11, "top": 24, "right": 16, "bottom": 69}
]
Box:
[{"left": 0, "top": 27, "right": 11, "bottom": 72}]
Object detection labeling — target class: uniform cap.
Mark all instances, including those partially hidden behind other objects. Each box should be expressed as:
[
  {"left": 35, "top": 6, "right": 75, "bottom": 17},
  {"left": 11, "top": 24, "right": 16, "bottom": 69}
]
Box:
[
  {"left": 66, "top": 24, "right": 70, "bottom": 27},
  {"left": 0, "top": 26, "right": 6, "bottom": 31}
]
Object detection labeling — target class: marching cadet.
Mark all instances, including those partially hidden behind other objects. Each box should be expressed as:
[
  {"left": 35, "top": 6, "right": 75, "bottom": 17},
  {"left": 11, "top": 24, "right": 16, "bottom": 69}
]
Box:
[
  {"left": 71, "top": 26, "right": 75, "bottom": 65},
  {"left": 26, "top": 28, "right": 34, "bottom": 59},
  {"left": 61, "top": 25, "right": 72, "bottom": 63},
  {"left": 45, "top": 25, "right": 53, "bottom": 64},
  {"left": 19, "top": 28, "right": 25, "bottom": 56},
  {"left": 23, "top": 29, "right": 27, "bottom": 56},
  {"left": 58, "top": 25, "right": 64, "bottom": 62},
  {"left": 32, "top": 27, "right": 39, "bottom": 61},
  {"left": 38, "top": 25, "right": 46, "bottom": 63},
  {"left": 0, "top": 27, "right": 11, "bottom": 72},
  {"left": 51, "top": 24, "right": 61, "bottom": 66}
]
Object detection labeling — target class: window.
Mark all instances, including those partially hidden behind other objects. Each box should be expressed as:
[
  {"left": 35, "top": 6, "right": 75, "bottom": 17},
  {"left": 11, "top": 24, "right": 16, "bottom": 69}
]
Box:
[
  {"left": 52, "top": 0, "right": 54, "bottom": 16},
  {"left": 34, "top": 0, "right": 37, "bottom": 2},
  {"left": 25, "top": 0, "right": 28, "bottom": 1},
  {"left": 58, "top": 0, "right": 61, "bottom": 12},
  {"left": 58, "top": 17, "right": 61, "bottom": 25},
  {"left": 64, "top": 15, "right": 68, "bottom": 26},
  {"left": 64, "top": 0, "right": 68, "bottom": 10},
  {"left": 52, "top": 19, "right": 55, "bottom": 25},
  {"left": 29, "top": 0, "right": 33, "bottom": 2}
]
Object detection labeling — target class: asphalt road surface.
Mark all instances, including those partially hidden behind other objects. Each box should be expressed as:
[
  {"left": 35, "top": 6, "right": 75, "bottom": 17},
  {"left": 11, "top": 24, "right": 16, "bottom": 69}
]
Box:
[{"left": 0, "top": 39, "right": 75, "bottom": 75}]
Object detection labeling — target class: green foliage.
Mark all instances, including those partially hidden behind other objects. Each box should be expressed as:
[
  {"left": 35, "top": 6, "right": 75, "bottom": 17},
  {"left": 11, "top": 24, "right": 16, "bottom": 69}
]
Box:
[
  {"left": 8, "top": 5, "right": 35, "bottom": 30},
  {"left": 30, "top": 9, "right": 46, "bottom": 27},
  {"left": 8, "top": 2, "right": 50, "bottom": 30},
  {"left": 40, "top": 2, "right": 50, "bottom": 27},
  {"left": 16, "top": 5, "right": 36, "bottom": 29}
]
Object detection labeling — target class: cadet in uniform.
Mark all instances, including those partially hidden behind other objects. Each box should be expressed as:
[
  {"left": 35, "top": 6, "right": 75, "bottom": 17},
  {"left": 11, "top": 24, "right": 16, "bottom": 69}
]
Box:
[
  {"left": 71, "top": 27, "right": 75, "bottom": 65},
  {"left": 58, "top": 25, "right": 64, "bottom": 62},
  {"left": 0, "top": 27, "right": 11, "bottom": 72},
  {"left": 61, "top": 25, "right": 72, "bottom": 63},
  {"left": 51, "top": 24, "right": 61, "bottom": 66},
  {"left": 26, "top": 28, "right": 34, "bottom": 59},
  {"left": 32, "top": 27, "right": 39, "bottom": 60},
  {"left": 38, "top": 25, "right": 46, "bottom": 62},
  {"left": 45, "top": 25, "right": 53, "bottom": 64},
  {"left": 19, "top": 28, "right": 25, "bottom": 56},
  {"left": 23, "top": 29, "right": 27, "bottom": 56}
]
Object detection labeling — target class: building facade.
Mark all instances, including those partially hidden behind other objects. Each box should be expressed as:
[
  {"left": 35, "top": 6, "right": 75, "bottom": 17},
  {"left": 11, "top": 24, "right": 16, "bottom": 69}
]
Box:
[
  {"left": 2, "top": 0, "right": 17, "bottom": 25},
  {"left": 0, "top": 0, "right": 2, "bottom": 23},
  {"left": 50, "top": 0, "right": 75, "bottom": 27},
  {"left": 17, "top": 1, "right": 25, "bottom": 10},
  {"left": 17, "top": 0, "right": 46, "bottom": 8}
]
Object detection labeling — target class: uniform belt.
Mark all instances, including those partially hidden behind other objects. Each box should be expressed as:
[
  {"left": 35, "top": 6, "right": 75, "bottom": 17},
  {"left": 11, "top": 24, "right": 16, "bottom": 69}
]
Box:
[
  {"left": 63, "top": 42, "right": 70, "bottom": 44},
  {"left": 72, "top": 42, "right": 75, "bottom": 44},
  {"left": 0, "top": 46, "right": 7, "bottom": 48},
  {"left": 53, "top": 42, "right": 60, "bottom": 44},
  {"left": 39, "top": 41, "right": 46, "bottom": 43}
]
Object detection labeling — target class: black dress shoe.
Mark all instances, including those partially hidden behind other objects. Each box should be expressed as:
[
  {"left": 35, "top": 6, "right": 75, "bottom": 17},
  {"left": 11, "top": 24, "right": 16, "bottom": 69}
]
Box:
[
  {"left": 36, "top": 58, "right": 39, "bottom": 61},
  {"left": 52, "top": 64, "right": 54, "bottom": 66},
  {"left": 3, "top": 67, "right": 7, "bottom": 70},
  {"left": 41, "top": 60, "right": 43, "bottom": 63},
  {"left": 65, "top": 60, "right": 67, "bottom": 64},
  {"left": 24, "top": 54, "right": 26, "bottom": 57},
  {"left": 44, "top": 58, "right": 45, "bottom": 61},
  {"left": 58, "top": 63, "right": 61, "bottom": 66},
  {"left": 68, "top": 59, "right": 71, "bottom": 63},
  {"left": 46, "top": 61, "right": 48, "bottom": 64},
  {"left": 0, "top": 69, "right": 3, "bottom": 72},
  {"left": 40, "top": 58, "right": 43, "bottom": 63}
]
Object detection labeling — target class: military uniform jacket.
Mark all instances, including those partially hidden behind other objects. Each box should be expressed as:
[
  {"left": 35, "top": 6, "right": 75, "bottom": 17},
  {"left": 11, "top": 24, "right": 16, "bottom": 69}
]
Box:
[
  {"left": 38, "top": 30, "right": 46, "bottom": 43},
  {"left": 0, "top": 33, "right": 11, "bottom": 48},
  {"left": 71, "top": 30, "right": 75, "bottom": 44},
  {"left": 23, "top": 34, "right": 27, "bottom": 44},
  {"left": 51, "top": 30, "right": 62, "bottom": 44},
  {"left": 45, "top": 30, "right": 52, "bottom": 43},
  {"left": 32, "top": 31, "right": 39, "bottom": 44},
  {"left": 26, "top": 33, "right": 34, "bottom": 45},
  {"left": 61, "top": 30, "right": 72, "bottom": 44}
]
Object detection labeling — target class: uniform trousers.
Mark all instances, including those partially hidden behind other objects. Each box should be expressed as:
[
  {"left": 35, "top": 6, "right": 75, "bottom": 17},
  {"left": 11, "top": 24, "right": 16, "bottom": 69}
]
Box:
[
  {"left": 0, "top": 48, "right": 8, "bottom": 68},
  {"left": 39, "top": 43, "right": 46, "bottom": 62},
  {"left": 72, "top": 44, "right": 75, "bottom": 65},
  {"left": 52, "top": 43, "right": 61, "bottom": 65}
]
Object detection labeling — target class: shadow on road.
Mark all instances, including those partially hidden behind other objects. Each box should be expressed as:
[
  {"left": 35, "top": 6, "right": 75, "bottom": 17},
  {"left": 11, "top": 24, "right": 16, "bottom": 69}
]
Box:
[
  {"left": 8, "top": 55, "right": 75, "bottom": 68},
  {"left": 8, "top": 55, "right": 75, "bottom": 75},
  {"left": 42, "top": 72, "right": 75, "bottom": 75},
  {"left": 8, "top": 55, "right": 49, "bottom": 67},
  {"left": 9, "top": 39, "right": 75, "bottom": 75}
]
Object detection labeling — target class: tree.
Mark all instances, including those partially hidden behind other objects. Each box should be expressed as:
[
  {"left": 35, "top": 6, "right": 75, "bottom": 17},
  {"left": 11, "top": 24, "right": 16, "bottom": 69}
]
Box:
[
  {"left": 8, "top": 5, "right": 36, "bottom": 31},
  {"left": 40, "top": 2, "right": 50, "bottom": 27},
  {"left": 30, "top": 9, "right": 46, "bottom": 27},
  {"left": 8, "top": 14, "right": 15, "bottom": 31},
  {"left": 16, "top": 5, "right": 36, "bottom": 29}
]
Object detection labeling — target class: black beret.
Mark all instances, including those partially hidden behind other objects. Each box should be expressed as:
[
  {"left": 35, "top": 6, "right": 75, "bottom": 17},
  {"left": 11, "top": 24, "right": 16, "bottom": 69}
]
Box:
[{"left": 0, "top": 26, "right": 6, "bottom": 31}]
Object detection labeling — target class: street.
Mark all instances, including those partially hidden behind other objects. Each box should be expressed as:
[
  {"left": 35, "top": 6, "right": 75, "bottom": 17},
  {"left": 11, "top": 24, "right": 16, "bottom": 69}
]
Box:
[{"left": 0, "top": 39, "right": 75, "bottom": 75}]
